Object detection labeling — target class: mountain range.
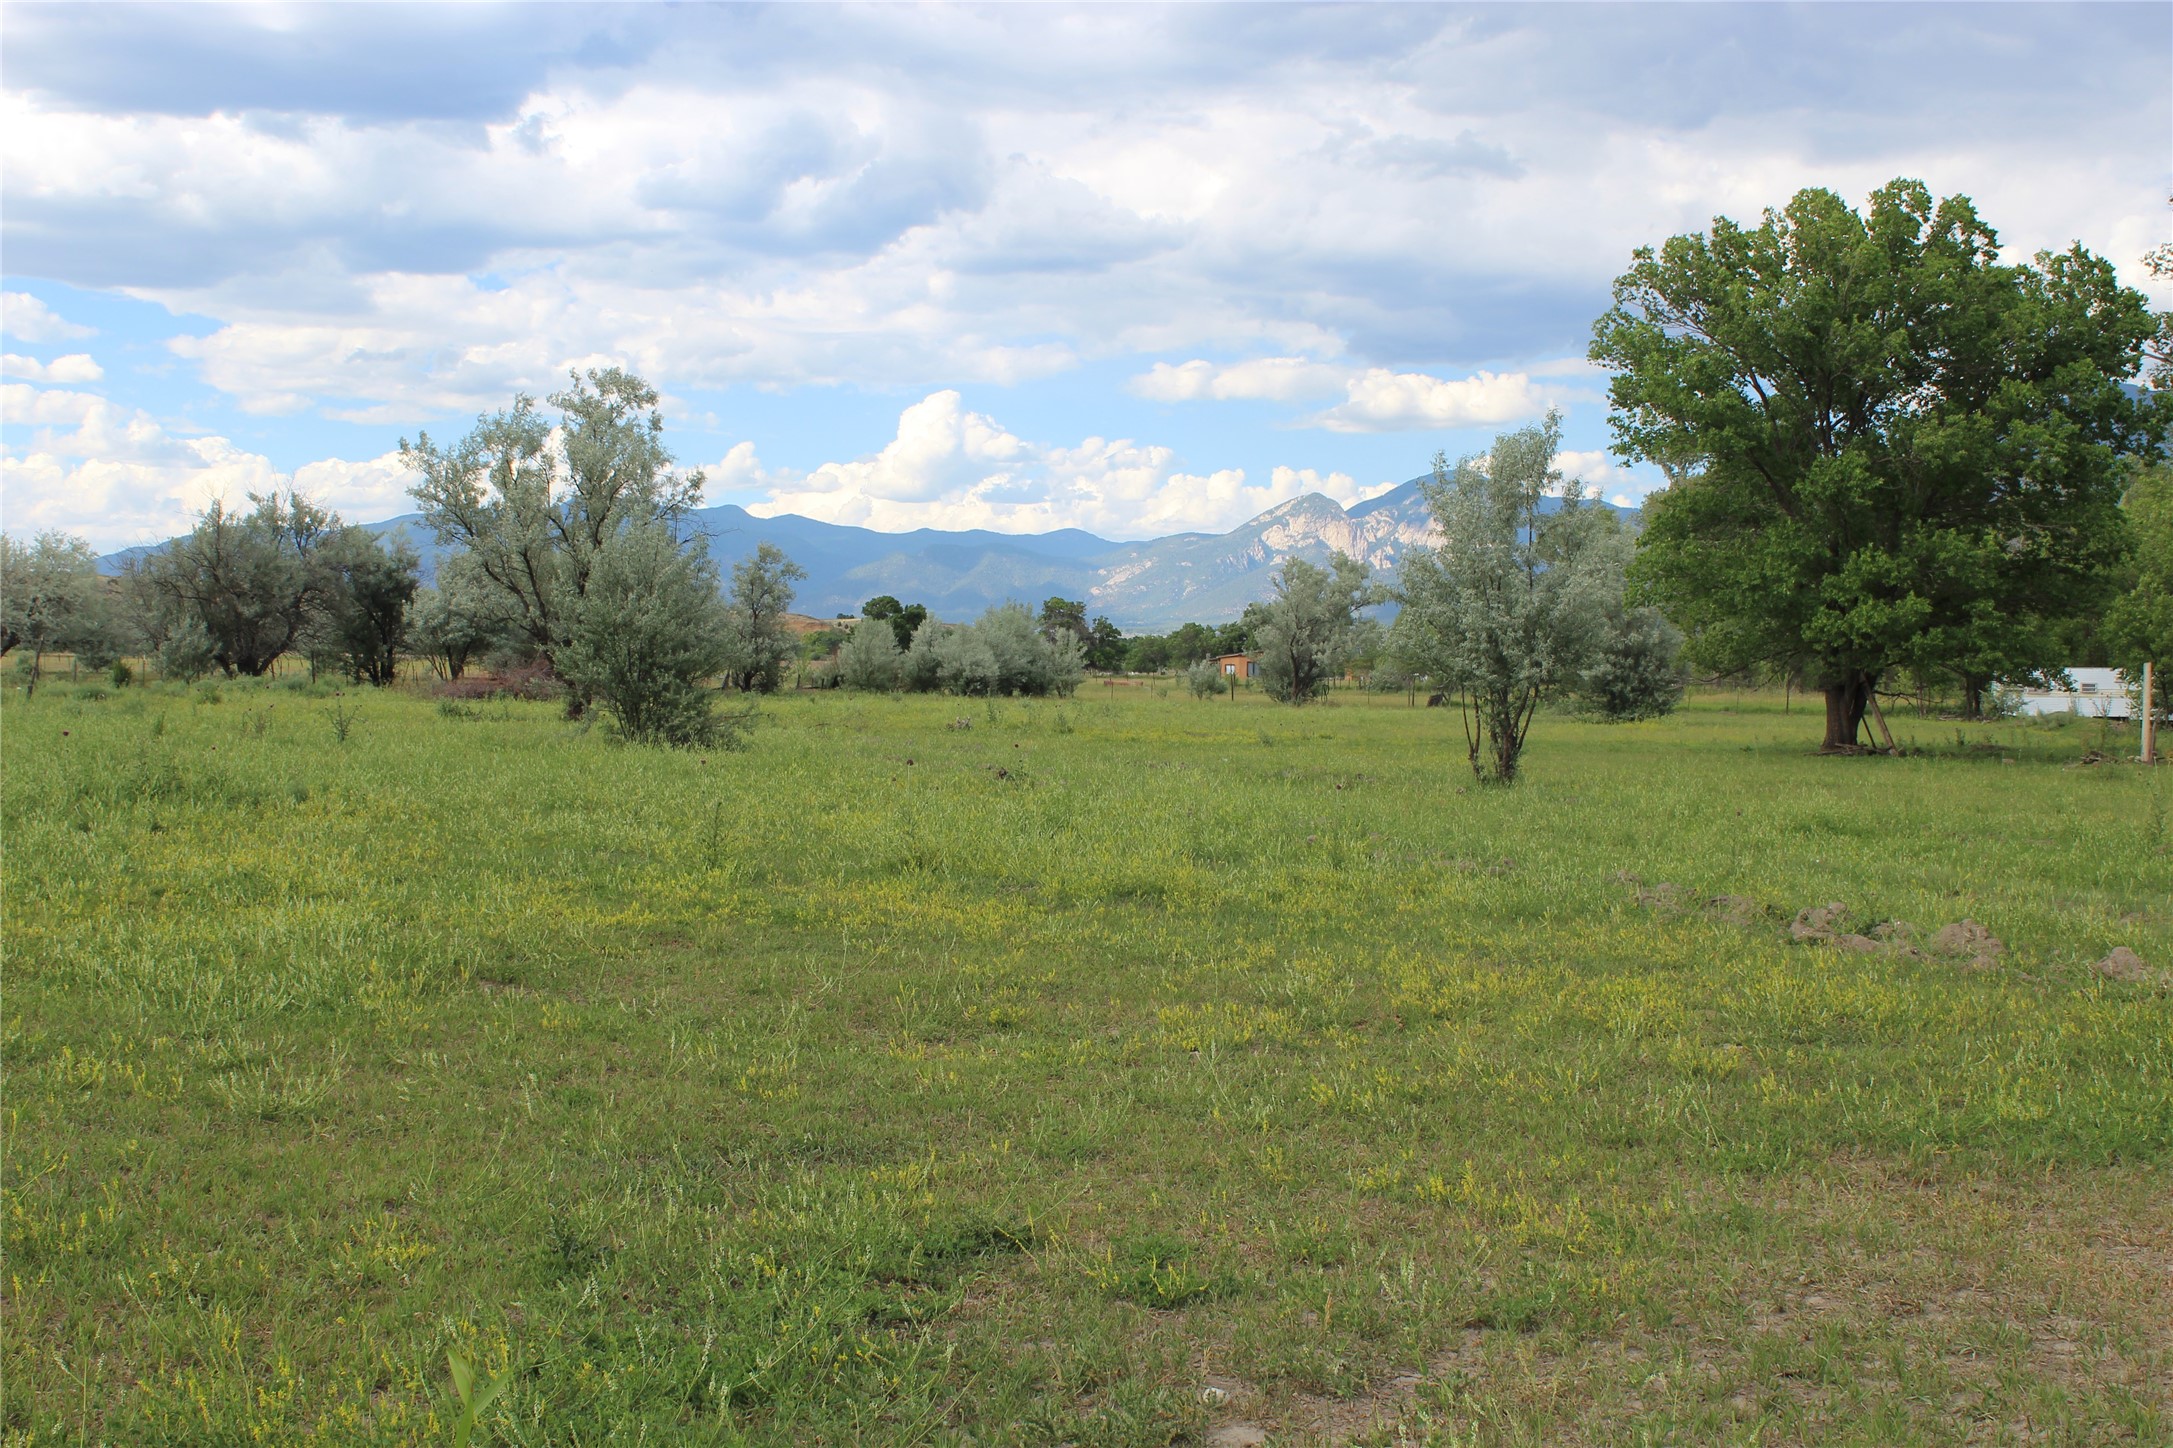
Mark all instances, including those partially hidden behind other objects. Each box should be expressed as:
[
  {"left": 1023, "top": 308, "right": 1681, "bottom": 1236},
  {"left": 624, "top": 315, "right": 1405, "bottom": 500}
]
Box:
[{"left": 100, "top": 475, "right": 1631, "bottom": 634}]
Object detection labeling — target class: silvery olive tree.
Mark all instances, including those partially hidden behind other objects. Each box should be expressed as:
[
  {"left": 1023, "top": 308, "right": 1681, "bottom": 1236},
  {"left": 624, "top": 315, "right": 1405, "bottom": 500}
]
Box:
[
  {"left": 132, "top": 492, "right": 343, "bottom": 678},
  {"left": 1253, "top": 553, "right": 1379, "bottom": 705},
  {"left": 837, "top": 616, "right": 903, "bottom": 691},
  {"left": 1, "top": 531, "right": 108, "bottom": 696},
  {"left": 404, "top": 368, "right": 704, "bottom": 715},
  {"left": 719, "top": 542, "right": 807, "bottom": 693},
  {"left": 1393, "top": 410, "right": 1618, "bottom": 783},
  {"left": 559, "top": 521, "right": 738, "bottom": 748}
]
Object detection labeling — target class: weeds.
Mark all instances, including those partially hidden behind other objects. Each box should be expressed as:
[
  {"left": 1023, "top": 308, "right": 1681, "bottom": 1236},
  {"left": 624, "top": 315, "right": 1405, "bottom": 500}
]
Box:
[
  {"left": 543, "top": 1211, "right": 606, "bottom": 1279},
  {"left": 445, "top": 1350, "right": 514, "bottom": 1448},
  {"left": 205, "top": 1043, "right": 346, "bottom": 1121},
  {"left": 326, "top": 701, "right": 358, "bottom": 743},
  {"left": 4, "top": 684, "right": 2169, "bottom": 1444}
]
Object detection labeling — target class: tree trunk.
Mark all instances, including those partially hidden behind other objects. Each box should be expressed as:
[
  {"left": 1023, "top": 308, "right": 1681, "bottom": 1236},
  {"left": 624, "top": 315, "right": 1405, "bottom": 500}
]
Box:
[{"left": 1821, "top": 674, "right": 1870, "bottom": 751}]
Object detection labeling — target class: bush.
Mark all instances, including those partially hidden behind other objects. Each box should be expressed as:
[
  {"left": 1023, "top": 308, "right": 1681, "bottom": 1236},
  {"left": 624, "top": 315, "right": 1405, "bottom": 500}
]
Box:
[
  {"left": 559, "top": 522, "right": 733, "bottom": 747},
  {"left": 1184, "top": 660, "right": 1226, "bottom": 698},
  {"left": 1578, "top": 606, "right": 1685, "bottom": 721},
  {"left": 110, "top": 659, "right": 134, "bottom": 688},
  {"left": 901, "top": 607, "right": 1085, "bottom": 697},
  {"left": 931, "top": 624, "right": 1000, "bottom": 696},
  {"left": 839, "top": 620, "right": 904, "bottom": 691},
  {"left": 157, "top": 619, "right": 218, "bottom": 683},
  {"left": 1365, "top": 662, "right": 1415, "bottom": 693}
]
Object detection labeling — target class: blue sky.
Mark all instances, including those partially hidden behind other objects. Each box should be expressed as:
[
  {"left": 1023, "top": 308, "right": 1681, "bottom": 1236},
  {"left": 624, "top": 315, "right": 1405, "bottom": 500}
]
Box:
[{"left": 3, "top": 1, "right": 2168, "bottom": 550}]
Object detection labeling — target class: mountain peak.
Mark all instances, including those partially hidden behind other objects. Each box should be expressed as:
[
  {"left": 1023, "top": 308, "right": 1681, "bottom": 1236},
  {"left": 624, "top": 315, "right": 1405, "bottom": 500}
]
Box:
[
  {"left": 100, "top": 481, "right": 1628, "bottom": 632},
  {"left": 1256, "top": 491, "right": 1346, "bottom": 522}
]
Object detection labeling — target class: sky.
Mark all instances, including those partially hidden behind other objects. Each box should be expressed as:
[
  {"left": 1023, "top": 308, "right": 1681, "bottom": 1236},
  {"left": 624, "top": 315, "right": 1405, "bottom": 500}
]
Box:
[{"left": 2, "top": 1, "right": 2168, "bottom": 552}]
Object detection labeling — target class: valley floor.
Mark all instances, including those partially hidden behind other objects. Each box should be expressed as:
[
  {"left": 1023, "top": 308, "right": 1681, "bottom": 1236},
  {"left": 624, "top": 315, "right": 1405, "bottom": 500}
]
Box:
[{"left": 4, "top": 681, "right": 2169, "bottom": 1445}]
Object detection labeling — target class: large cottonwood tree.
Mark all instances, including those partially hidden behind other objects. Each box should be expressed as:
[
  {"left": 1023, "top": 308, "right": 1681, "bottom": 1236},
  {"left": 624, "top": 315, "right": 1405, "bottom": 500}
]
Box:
[{"left": 1590, "top": 180, "right": 2160, "bottom": 749}]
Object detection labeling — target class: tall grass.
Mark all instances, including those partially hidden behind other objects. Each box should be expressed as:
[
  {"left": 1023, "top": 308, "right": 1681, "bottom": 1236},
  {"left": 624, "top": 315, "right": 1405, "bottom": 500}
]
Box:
[{"left": 3, "top": 678, "right": 2167, "bottom": 1444}]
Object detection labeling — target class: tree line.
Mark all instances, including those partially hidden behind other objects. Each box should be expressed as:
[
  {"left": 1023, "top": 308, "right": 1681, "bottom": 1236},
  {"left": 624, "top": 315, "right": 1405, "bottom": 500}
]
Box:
[{"left": 6, "top": 179, "right": 2164, "bottom": 774}]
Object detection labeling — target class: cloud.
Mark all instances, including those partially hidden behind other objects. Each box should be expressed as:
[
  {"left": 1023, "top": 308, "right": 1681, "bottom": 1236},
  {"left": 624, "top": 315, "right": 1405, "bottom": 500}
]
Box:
[
  {"left": 1313, "top": 369, "right": 1550, "bottom": 433},
  {"left": 293, "top": 452, "right": 425, "bottom": 522},
  {"left": 1, "top": 377, "right": 417, "bottom": 548},
  {"left": 2, "top": 352, "right": 103, "bottom": 383},
  {"left": 1345, "top": 129, "right": 1524, "bottom": 180},
  {"left": 5, "top": 4, "right": 2160, "bottom": 417},
  {"left": 740, "top": 390, "right": 1290, "bottom": 538},
  {"left": 1267, "top": 465, "right": 1399, "bottom": 509},
  {"left": 0, "top": 4, "right": 660, "bottom": 123},
  {"left": 2, "top": 292, "right": 96, "bottom": 342},
  {"left": 1132, "top": 356, "right": 1595, "bottom": 434},
  {"left": 1552, "top": 448, "right": 1658, "bottom": 500},
  {"left": 1131, "top": 357, "right": 1350, "bottom": 403},
  {"left": 1, "top": 4, "right": 2167, "bottom": 545}
]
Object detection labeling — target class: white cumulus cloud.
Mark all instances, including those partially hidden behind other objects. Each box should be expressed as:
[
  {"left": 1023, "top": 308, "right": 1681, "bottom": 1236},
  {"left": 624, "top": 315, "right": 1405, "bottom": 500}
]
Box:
[
  {"left": 1313, "top": 369, "right": 1550, "bottom": 433},
  {"left": 1130, "top": 357, "right": 1590, "bottom": 434},
  {"left": 1, "top": 293, "right": 96, "bottom": 343},
  {"left": 739, "top": 390, "right": 1291, "bottom": 538},
  {"left": 1266, "top": 465, "right": 1398, "bottom": 509},
  {"left": 1130, "top": 357, "right": 1351, "bottom": 403},
  {"left": 2, "top": 376, "right": 417, "bottom": 548},
  {"left": 1551, "top": 448, "right": 1647, "bottom": 496},
  {"left": 2, "top": 352, "right": 103, "bottom": 383}
]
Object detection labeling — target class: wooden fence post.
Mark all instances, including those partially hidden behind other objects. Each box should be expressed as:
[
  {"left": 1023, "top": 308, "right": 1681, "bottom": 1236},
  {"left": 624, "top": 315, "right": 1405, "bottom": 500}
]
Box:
[{"left": 2142, "top": 661, "right": 2158, "bottom": 764}]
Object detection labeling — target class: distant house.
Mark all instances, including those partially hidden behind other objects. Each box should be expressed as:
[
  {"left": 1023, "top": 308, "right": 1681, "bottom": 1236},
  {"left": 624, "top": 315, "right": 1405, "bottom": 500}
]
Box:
[
  {"left": 2007, "top": 668, "right": 2133, "bottom": 719},
  {"left": 1217, "top": 652, "right": 1258, "bottom": 679}
]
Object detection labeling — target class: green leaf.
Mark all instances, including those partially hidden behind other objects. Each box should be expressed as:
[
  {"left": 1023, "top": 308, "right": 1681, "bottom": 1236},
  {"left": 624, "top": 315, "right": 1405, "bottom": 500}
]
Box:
[{"left": 447, "top": 1350, "right": 476, "bottom": 1409}]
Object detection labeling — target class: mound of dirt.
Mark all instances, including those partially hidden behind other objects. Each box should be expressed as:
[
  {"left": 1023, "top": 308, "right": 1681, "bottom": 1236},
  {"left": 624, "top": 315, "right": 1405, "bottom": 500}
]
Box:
[
  {"left": 1790, "top": 903, "right": 1851, "bottom": 942},
  {"left": 2093, "top": 947, "right": 2162, "bottom": 985},
  {"left": 1927, "top": 919, "right": 2004, "bottom": 964}
]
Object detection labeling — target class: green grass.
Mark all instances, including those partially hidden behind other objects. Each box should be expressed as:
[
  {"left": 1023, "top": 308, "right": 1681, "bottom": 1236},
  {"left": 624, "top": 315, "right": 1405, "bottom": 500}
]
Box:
[{"left": 4, "top": 679, "right": 2169, "bottom": 1446}]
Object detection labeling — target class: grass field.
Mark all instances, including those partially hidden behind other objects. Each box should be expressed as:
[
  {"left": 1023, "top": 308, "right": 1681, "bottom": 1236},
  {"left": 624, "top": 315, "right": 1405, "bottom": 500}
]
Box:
[{"left": 5, "top": 678, "right": 2170, "bottom": 1446}]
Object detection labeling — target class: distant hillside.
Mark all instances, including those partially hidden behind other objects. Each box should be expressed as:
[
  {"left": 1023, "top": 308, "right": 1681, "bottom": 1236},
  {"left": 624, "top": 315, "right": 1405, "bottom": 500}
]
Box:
[{"left": 99, "top": 478, "right": 1632, "bottom": 634}]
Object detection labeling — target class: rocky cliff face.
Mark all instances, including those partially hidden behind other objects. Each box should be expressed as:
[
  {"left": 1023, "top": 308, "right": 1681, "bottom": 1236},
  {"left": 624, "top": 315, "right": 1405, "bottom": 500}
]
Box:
[{"left": 1085, "top": 481, "right": 1442, "bottom": 626}]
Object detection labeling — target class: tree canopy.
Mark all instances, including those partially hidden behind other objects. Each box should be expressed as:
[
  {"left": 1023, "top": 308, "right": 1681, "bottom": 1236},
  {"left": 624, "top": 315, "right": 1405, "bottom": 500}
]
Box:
[
  {"left": 2107, "top": 462, "right": 2173, "bottom": 721},
  {"left": 1590, "top": 179, "right": 2161, "bottom": 748},
  {"left": 721, "top": 542, "right": 807, "bottom": 692},
  {"left": 1252, "top": 554, "right": 1378, "bottom": 705},
  {"left": 131, "top": 492, "right": 346, "bottom": 678},
  {"left": 404, "top": 368, "right": 703, "bottom": 711},
  {"left": 1392, "top": 411, "right": 1620, "bottom": 782},
  {"left": 1, "top": 532, "right": 108, "bottom": 695}
]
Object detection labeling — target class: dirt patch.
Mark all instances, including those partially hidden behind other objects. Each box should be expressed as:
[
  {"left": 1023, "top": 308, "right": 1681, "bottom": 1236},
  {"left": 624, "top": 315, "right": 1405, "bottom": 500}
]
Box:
[
  {"left": 2093, "top": 947, "right": 2167, "bottom": 986},
  {"left": 1789, "top": 902, "right": 1852, "bottom": 942},
  {"left": 1207, "top": 1427, "right": 1269, "bottom": 1447},
  {"left": 1925, "top": 919, "right": 2005, "bottom": 969},
  {"left": 1786, "top": 906, "right": 2006, "bottom": 969}
]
